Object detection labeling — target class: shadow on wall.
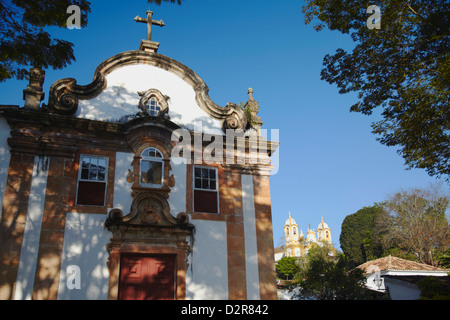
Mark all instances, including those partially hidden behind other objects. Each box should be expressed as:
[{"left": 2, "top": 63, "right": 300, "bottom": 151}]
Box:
[
  {"left": 186, "top": 219, "right": 228, "bottom": 300},
  {"left": 57, "top": 212, "right": 110, "bottom": 300},
  {"left": 75, "top": 84, "right": 224, "bottom": 135}
]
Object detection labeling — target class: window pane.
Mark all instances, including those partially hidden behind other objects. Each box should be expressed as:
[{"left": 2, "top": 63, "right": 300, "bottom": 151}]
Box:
[
  {"left": 202, "top": 179, "right": 209, "bottom": 190},
  {"left": 98, "top": 159, "right": 106, "bottom": 170},
  {"left": 141, "top": 160, "right": 162, "bottom": 185},
  {"left": 141, "top": 147, "right": 163, "bottom": 158},
  {"left": 209, "top": 169, "right": 216, "bottom": 179},
  {"left": 209, "top": 179, "right": 216, "bottom": 190},
  {"left": 81, "top": 157, "right": 100, "bottom": 180},
  {"left": 150, "top": 161, "right": 162, "bottom": 184},
  {"left": 194, "top": 167, "right": 201, "bottom": 178},
  {"left": 98, "top": 169, "right": 105, "bottom": 181},
  {"left": 201, "top": 168, "right": 209, "bottom": 179},
  {"left": 81, "top": 168, "right": 89, "bottom": 180},
  {"left": 90, "top": 157, "right": 98, "bottom": 168},
  {"left": 82, "top": 158, "right": 90, "bottom": 169},
  {"left": 89, "top": 169, "right": 98, "bottom": 181},
  {"left": 195, "top": 178, "right": 201, "bottom": 189},
  {"left": 140, "top": 160, "right": 150, "bottom": 183}
]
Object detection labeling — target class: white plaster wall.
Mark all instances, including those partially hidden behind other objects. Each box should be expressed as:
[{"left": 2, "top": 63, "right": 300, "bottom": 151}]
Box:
[
  {"left": 14, "top": 156, "right": 49, "bottom": 300},
  {"left": 274, "top": 251, "right": 284, "bottom": 262},
  {"left": 186, "top": 219, "right": 228, "bottom": 300},
  {"left": 113, "top": 152, "right": 134, "bottom": 212},
  {"left": 385, "top": 278, "right": 421, "bottom": 300},
  {"left": 57, "top": 212, "right": 110, "bottom": 300},
  {"left": 76, "top": 64, "right": 223, "bottom": 133},
  {"left": 242, "top": 174, "right": 260, "bottom": 300},
  {"left": 167, "top": 157, "right": 186, "bottom": 215},
  {"left": 0, "top": 118, "right": 11, "bottom": 219}
]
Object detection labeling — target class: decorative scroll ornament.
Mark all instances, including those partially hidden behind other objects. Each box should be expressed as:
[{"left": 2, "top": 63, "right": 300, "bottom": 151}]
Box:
[
  {"left": 105, "top": 191, "right": 191, "bottom": 228},
  {"left": 222, "top": 102, "right": 248, "bottom": 131},
  {"left": 43, "top": 79, "right": 79, "bottom": 115}
]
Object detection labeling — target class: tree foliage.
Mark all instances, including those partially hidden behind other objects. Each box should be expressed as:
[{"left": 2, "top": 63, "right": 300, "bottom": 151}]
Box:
[
  {"left": 417, "top": 276, "right": 450, "bottom": 299},
  {"left": 0, "top": 0, "right": 184, "bottom": 82},
  {"left": 340, "top": 204, "right": 387, "bottom": 268},
  {"left": 378, "top": 183, "right": 450, "bottom": 265},
  {"left": 0, "top": 0, "right": 91, "bottom": 81},
  {"left": 276, "top": 257, "right": 300, "bottom": 280},
  {"left": 437, "top": 247, "right": 450, "bottom": 268},
  {"left": 292, "top": 250, "right": 372, "bottom": 300},
  {"left": 302, "top": 0, "right": 450, "bottom": 179}
]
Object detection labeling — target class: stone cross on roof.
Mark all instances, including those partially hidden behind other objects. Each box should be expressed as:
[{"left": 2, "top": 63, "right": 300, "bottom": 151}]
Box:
[{"left": 134, "top": 10, "right": 165, "bottom": 42}]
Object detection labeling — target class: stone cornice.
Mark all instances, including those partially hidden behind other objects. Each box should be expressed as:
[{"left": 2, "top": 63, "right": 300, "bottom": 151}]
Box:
[{"left": 1, "top": 107, "right": 277, "bottom": 171}]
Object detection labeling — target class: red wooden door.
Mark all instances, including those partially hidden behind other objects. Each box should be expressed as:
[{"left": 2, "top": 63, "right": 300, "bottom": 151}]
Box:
[{"left": 119, "top": 254, "right": 176, "bottom": 300}]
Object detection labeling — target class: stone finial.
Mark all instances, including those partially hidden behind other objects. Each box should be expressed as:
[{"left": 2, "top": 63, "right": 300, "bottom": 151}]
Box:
[
  {"left": 23, "top": 67, "right": 45, "bottom": 109},
  {"left": 248, "top": 87, "right": 254, "bottom": 101},
  {"left": 244, "top": 87, "right": 263, "bottom": 133}
]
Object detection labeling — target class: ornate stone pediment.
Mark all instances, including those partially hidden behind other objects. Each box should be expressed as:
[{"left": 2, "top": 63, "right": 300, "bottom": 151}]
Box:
[
  {"left": 44, "top": 51, "right": 248, "bottom": 132},
  {"left": 105, "top": 191, "right": 190, "bottom": 229}
]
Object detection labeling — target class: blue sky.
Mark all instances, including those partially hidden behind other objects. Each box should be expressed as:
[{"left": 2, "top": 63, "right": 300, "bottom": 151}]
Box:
[{"left": 0, "top": 0, "right": 446, "bottom": 250}]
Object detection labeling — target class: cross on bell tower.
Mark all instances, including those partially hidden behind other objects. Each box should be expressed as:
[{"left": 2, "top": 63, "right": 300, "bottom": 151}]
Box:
[{"left": 134, "top": 10, "right": 166, "bottom": 53}]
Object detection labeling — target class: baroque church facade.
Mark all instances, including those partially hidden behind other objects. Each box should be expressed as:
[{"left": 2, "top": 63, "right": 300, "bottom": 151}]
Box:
[
  {"left": 0, "top": 10, "right": 279, "bottom": 300},
  {"left": 274, "top": 212, "right": 332, "bottom": 262}
]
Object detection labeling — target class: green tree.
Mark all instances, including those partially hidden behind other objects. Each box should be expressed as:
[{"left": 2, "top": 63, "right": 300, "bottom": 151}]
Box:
[
  {"left": 417, "top": 276, "right": 450, "bottom": 300},
  {"left": 340, "top": 204, "right": 387, "bottom": 268},
  {"left": 0, "top": 0, "right": 183, "bottom": 82},
  {"left": 380, "top": 184, "right": 450, "bottom": 265},
  {"left": 436, "top": 247, "right": 450, "bottom": 268},
  {"left": 295, "top": 241, "right": 337, "bottom": 280},
  {"left": 292, "top": 251, "right": 371, "bottom": 300},
  {"left": 0, "top": 0, "right": 91, "bottom": 81},
  {"left": 276, "top": 257, "right": 300, "bottom": 280},
  {"left": 302, "top": 0, "right": 450, "bottom": 180}
]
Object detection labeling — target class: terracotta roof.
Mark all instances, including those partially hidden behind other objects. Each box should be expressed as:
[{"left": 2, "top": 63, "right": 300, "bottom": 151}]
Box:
[
  {"left": 274, "top": 246, "right": 284, "bottom": 253},
  {"left": 357, "top": 255, "right": 449, "bottom": 274}
]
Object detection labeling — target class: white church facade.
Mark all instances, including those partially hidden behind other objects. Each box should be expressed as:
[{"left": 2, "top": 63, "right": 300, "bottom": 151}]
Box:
[{"left": 0, "top": 10, "right": 279, "bottom": 300}]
